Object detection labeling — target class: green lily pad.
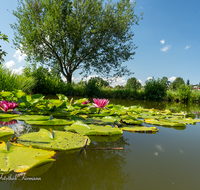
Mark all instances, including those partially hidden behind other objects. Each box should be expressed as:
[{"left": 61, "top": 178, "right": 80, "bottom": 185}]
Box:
[
  {"left": 25, "top": 118, "right": 74, "bottom": 126},
  {"left": 0, "top": 141, "right": 55, "bottom": 174},
  {"left": 0, "top": 127, "right": 15, "bottom": 138},
  {"left": 17, "top": 128, "right": 90, "bottom": 151},
  {"left": 65, "top": 121, "right": 123, "bottom": 136},
  {"left": 120, "top": 126, "right": 159, "bottom": 133},
  {"left": 0, "top": 114, "right": 20, "bottom": 119},
  {"left": 144, "top": 118, "right": 186, "bottom": 127},
  {"left": 120, "top": 119, "right": 143, "bottom": 125},
  {"left": 14, "top": 115, "right": 51, "bottom": 121}
]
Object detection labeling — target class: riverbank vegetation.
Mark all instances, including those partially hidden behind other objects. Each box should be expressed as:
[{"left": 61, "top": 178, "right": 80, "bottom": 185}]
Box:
[{"left": 1, "top": 64, "right": 200, "bottom": 104}]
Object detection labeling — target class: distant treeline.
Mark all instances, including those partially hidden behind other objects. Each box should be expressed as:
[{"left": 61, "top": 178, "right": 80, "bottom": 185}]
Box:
[{"left": 1, "top": 64, "right": 200, "bottom": 103}]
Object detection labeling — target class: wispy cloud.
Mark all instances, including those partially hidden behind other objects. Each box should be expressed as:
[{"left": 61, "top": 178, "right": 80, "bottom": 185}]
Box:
[
  {"left": 13, "top": 48, "right": 26, "bottom": 62},
  {"left": 168, "top": 76, "right": 176, "bottom": 82},
  {"left": 146, "top": 77, "right": 153, "bottom": 80},
  {"left": 161, "top": 44, "right": 171, "bottom": 52},
  {"left": 184, "top": 45, "right": 191, "bottom": 50},
  {"left": 110, "top": 77, "right": 127, "bottom": 87},
  {"left": 160, "top": 39, "right": 165, "bottom": 44},
  {"left": 5, "top": 60, "right": 15, "bottom": 68}
]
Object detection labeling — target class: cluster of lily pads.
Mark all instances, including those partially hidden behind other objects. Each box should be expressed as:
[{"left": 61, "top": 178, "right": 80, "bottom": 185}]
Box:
[{"left": 0, "top": 90, "right": 200, "bottom": 175}]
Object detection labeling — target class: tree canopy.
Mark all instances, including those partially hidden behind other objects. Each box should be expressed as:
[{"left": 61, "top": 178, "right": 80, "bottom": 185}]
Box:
[
  {"left": 11, "top": 0, "right": 142, "bottom": 83},
  {"left": 169, "top": 77, "right": 185, "bottom": 90},
  {"left": 125, "top": 77, "right": 141, "bottom": 90},
  {"left": 0, "top": 32, "right": 9, "bottom": 64}
]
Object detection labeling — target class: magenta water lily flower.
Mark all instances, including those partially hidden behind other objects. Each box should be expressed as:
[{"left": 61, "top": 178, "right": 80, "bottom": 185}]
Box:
[
  {"left": 0, "top": 100, "right": 19, "bottom": 112},
  {"left": 82, "top": 100, "right": 90, "bottom": 105},
  {"left": 93, "top": 98, "right": 109, "bottom": 113}
]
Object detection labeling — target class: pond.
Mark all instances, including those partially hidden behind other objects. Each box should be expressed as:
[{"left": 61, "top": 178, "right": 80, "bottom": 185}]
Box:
[{"left": 1, "top": 99, "right": 200, "bottom": 190}]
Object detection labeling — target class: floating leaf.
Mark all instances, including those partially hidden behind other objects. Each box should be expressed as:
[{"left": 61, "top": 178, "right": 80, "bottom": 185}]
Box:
[
  {"left": 144, "top": 118, "right": 186, "bottom": 127},
  {"left": 0, "top": 113, "right": 20, "bottom": 119},
  {"left": 14, "top": 115, "right": 51, "bottom": 121},
  {"left": 65, "top": 121, "right": 123, "bottom": 136},
  {"left": 0, "top": 127, "right": 14, "bottom": 138},
  {"left": 120, "top": 126, "right": 159, "bottom": 133},
  {"left": 17, "top": 129, "right": 90, "bottom": 150},
  {"left": 25, "top": 119, "right": 74, "bottom": 126},
  {"left": 0, "top": 141, "right": 55, "bottom": 174}
]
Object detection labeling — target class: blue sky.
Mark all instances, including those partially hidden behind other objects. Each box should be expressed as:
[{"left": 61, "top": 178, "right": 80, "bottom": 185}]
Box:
[{"left": 1, "top": 0, "right": 200, "bottom": 86}]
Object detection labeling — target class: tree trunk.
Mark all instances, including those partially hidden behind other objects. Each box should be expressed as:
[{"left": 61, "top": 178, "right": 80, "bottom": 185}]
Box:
[{"left": 67, "top": 73, "right": 72, "bottom": 83}]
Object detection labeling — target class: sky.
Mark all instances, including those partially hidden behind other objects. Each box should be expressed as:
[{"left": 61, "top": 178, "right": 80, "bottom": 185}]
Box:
[{"left": 0, "top": 0, "right": 200, "bottom": 86}]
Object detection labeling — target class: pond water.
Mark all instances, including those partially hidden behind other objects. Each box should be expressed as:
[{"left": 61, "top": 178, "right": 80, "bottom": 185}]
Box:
[{"left": 1, "top": 99, "right": 200, "bottom": 190}]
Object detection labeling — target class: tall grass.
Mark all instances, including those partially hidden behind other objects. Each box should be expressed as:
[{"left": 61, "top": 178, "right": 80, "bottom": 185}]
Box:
[{"left": 0, "top": 65, "right": 35, "bottom": 93}]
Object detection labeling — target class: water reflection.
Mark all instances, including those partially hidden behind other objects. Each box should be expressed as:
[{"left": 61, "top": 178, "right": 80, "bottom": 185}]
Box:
[{"left": 3, "top": 136, "right": 133, "bottom": 190}]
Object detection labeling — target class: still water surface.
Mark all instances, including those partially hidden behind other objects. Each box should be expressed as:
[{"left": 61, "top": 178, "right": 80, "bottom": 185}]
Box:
[{"left": 1, "top": 99, "right": 200, "bottom": 190}]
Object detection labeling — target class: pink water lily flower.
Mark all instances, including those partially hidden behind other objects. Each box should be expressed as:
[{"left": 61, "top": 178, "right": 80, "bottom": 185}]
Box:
[
  {"left": 82, "top": 100, "right": 90, "bottom": 105},
  {"left": 0, "top": 100, "right": 19, "bottom": 112},
  {"left": 93, "top": 98, "right": 109, "bottom": 108}
]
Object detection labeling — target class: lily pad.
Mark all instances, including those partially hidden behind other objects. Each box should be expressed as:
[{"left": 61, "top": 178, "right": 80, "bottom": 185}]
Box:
[
  {"left": 0, "top": 113, "right": 20, "bottom": 119},
  {"left": 24, "top": 118, "right": 74, "bottom": 126},
  {"left": 0, "top": 141, "right": 55, "bottom": 174},
  {"left": 0, "top": 127, "right": 15, "bottom": 138},
  {"left": 17, "top": 128, "right": 90, "bottom": 150},
  {"left": 65, "top": 121, "right": 123, "bottom": 136},
  {"left": 144, "top": 118, "right": 186, "bottom": 127},
  {"left": 120, "top": 126, "right": 159, "bottom": 133},
  {"left": 14, "top": 115, "right": 51, "bottom": 121}
]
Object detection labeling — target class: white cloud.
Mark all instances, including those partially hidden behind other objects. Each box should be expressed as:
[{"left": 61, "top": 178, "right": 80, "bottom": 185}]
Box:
[
  {"left": 184, "top": 45, "right": 191, "bottom": 50},
  {"left": 161, "top": 44, "right": 171, "bottom": 52},
  {"left": 14, "top": 49, "right": 26, "bottom": 62},
  {"left": 13, "top": 67, "right": 23, "bottom": 75},
  {"left": 5, "top": 60, "right": 15, "bottom": 68},
  {"left": 110, "top": 77, "right": 127, "bottom": 87},
  {"left": 160, "top": 39, "right": 165, "bottom": 44},
  {"left": 137, "top": 79, "right": 142, "bottom": 84},
  {"left": 168, "top": 76, "right": 176, "bottom": 82},
  {"left": 146, "top": 77, "right": 153, "bottom": 81}
]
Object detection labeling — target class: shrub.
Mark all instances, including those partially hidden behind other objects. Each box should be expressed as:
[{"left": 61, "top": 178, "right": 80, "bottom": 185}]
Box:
[
  {"left": 144, "top": 78, "right": 167, "bottom": 101},
  {"left": 177, "top": 84, "right": 191, "bottom": 102},
  {"left": 84, "top": 77, "right": 101, "bottom": 97},
  {"left": 0, "top": 65, "right": 35, "bottom": 93}
]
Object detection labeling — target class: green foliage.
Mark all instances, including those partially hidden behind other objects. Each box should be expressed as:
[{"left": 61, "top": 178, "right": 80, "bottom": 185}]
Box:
[
  {"left": 177, "top": 84, "right": 191, "bottom": 102},
  {"left": 0, "top": 65, "right": 35, "bottom": 93},
  {"left": 144, "top": 78, "right": 167, "bottom": 101},
  {"left": 161, "top": 76, "right": 170, "bottom": 89},
  {"left": 169, "top": 77, "right": 185, "bottom": 90},
  {"left": 0, "top": 32, "right": 9, "bottom": 64},
  {"left": 11, "top": 0, "right": 142, "bottom": 83},
  {"left": 23, "top": 65, "right": 67, "bottom": 95},
  {"left": 84, "top": 77, "right": 101, "bottom": 97},
  {"left": 125, "top": 77, "right": 142, "bottom": 90}
]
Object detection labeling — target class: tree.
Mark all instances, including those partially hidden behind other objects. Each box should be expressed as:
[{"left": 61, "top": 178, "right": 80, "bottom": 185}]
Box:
[
  {"left": 161, "top": 76, "right": 170, "bottom": 89},
  {"left": 0, "top": 32, "right": 9, "bottom": 64},
  {"left": 186, "top": 79, "right": 190, "bottom": 86},
  {"left": 125, "top": 77, "right": 141, "bottom": 90},
  {"left": 169, "top": 77, "right": 185, "bottom": 90},
  {"left": 144, "top": 78, "right": 167, "bottom": 101},
  {"left": 11, "top": 0, "right": 143, "bottom": 83}
]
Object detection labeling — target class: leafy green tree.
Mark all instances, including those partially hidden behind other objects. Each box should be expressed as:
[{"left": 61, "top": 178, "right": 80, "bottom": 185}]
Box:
[
  {"left": 169, "top": 77, "right": 185, "bottom": 90},
  {"left": 11, "top": 0, "right": 142, "bottom": 83},
  {"left": 144, "top": 78, "right": 167, "bottom": 101},
  {"left": 0, "top": 32, "right": 9, "bottom": 64},
  {"left": 177, "top": 84, "right": 191, "bottom": 102},
  {"left": 186, "top": 79, "right": 190, "bottom": 86},
  {"left": 161, "top": 76, "right": 170, "bottom": 89},
  {"left": 125, "top": 77, "right": 141, "bottom": 90}
]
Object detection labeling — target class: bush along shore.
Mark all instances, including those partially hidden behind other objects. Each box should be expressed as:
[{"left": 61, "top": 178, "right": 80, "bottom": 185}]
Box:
[{"left": 1, "top": 64, "right": 200, "bottom": 103}]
